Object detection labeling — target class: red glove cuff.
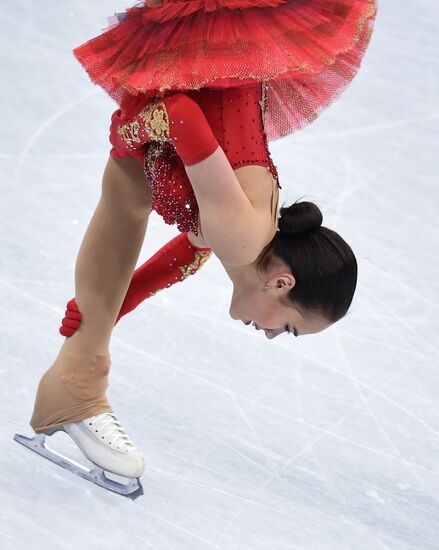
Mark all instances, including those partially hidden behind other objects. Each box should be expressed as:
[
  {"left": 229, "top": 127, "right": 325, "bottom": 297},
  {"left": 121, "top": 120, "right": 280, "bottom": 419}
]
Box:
[
  {"left": 116, "top": 232, "right": 212, "bottom": 322},
  {"left": 59, "top": 233, "right": 212, "bottom": 337}
]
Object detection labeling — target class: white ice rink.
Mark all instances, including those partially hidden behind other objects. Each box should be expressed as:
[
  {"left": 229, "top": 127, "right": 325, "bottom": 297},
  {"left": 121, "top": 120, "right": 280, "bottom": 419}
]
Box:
[{"left": 1, "top": 1, "right": 439, "bottom": 548}]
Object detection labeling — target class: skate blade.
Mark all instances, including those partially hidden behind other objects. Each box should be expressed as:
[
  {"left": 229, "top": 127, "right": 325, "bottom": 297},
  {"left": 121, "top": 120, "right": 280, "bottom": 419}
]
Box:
[{"left": 14, "top": 433, "right": 144, "bottom": 500}]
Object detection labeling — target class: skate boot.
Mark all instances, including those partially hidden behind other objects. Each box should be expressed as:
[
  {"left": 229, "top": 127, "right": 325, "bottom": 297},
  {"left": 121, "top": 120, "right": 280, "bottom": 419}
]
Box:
[{"left": 56, "top": 412, "right": 145, "bottom": 478}]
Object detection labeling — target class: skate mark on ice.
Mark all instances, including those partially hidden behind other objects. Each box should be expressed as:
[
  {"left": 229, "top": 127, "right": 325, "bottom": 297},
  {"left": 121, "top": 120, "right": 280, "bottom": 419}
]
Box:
[
  {"left": 334, "top": 326, "right": 439, "bottom": 505},
  {"left": 15, "top": 88, "right": 99, "bottom": 182},
  {"left": 366, "top": 291, "right": 439, "bottom": 361},
  {"left": 214, "top": 357, "right": 439, "bottom": 546},
  {"left": 299, "top": 111, "right": 439, "bottom": 143},
  {"left": 366, "top": 262, "right": 439, "bottom": 315},
  {"left": 329, "top": 142, "right": 412, "bottom": 211},
  {"left": 114, "top": 335, "right": 439, "bottom": 477}
]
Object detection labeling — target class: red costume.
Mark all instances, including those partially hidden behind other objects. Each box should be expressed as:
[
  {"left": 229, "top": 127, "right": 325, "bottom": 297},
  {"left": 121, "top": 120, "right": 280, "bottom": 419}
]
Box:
[
  {"left": 74, "top": 0, "right": 377, "bottom": 143},
  {"left": 60, "top": 0, "right": 377, "bottom": 336},
  {"left": 111, "top": 84, "right": 281, "bottom": 233},
  {"left": 73, "top": 0, "right": 377, "bottom": 233}
]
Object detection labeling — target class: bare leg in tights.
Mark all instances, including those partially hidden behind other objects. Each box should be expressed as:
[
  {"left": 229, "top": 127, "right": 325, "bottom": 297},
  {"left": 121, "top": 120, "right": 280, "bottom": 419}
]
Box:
[{"left": 30, "top": 155, "right": 151, "bottom": 434}]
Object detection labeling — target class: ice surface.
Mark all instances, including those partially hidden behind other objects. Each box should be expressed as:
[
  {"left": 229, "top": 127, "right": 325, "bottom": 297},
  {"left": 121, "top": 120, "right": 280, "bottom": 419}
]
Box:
[{"left": 1, "top": 1, "right": 439, "bottom": 549}]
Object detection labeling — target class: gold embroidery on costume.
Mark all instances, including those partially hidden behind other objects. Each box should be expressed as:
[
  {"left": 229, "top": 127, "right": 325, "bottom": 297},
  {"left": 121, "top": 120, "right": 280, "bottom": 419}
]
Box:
[
  {"left": 258, "top": 81, "right": 267, "bottom": 116},
  {"left": 139, "top": 101, "right": 171, "bottom": 142},
  {"left": 117, "top": 120, "right": 141, "bottom": 146},
  {"left": 148, "top": 288, "right": 163, "bottom": 298},
  {"left": 352, "top": 4, "right": 376, "bottom": 45},
  {"left": 259, "top": 81, "right": 269, "bottom": 137},
  {"left": 147, "top": 250, "right": 212, "bottom": 297},
  {"left": 179, "top": 250, "right": 212, "bottom": 279},
  {"left": 320, "top": 4, "right": 376, "bottom": 65}
]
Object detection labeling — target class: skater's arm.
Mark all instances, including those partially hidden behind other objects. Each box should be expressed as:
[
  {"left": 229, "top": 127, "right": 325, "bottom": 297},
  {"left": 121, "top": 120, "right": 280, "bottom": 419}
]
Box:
[
  {"left": 161, "top": 94, "right": 273, "bottom": 265},
  {"left": 111, "top": 94, "right": 273, "bottom": 266},
  {"left": 185, "top": 148, "right": 273, "bottom": 266}
]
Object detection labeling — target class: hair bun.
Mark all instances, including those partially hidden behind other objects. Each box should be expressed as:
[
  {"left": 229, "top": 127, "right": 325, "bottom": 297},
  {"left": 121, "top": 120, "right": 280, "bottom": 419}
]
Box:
[{"left": 278, "top": 201, "right": 323, "bottom": 236}]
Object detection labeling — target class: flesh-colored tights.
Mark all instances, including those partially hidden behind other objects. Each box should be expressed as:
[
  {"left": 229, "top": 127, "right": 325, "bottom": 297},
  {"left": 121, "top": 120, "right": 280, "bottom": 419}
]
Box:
[{"left": 30, "top": 156, "right": 151, "bottom": 433}]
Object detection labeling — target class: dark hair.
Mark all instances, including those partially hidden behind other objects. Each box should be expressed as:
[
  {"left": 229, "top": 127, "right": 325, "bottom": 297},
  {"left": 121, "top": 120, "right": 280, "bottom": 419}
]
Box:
[{"left": 257, "top": 200, "right": 357, "bottom": 323}]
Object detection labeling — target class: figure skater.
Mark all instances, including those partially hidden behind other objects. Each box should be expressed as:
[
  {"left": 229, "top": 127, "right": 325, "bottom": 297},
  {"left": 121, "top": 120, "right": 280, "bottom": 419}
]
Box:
[{"left": 28, "top": 0, "right": 377, "bottom": 482}]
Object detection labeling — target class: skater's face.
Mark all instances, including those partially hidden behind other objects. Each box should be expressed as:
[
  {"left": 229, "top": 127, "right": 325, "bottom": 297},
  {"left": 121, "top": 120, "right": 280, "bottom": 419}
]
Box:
[
  {"left": 230, "top": 294, "right": 330, "bottom": 339},
  {"left": 228, "top": 270, "right": 332, "bottom": 340}
]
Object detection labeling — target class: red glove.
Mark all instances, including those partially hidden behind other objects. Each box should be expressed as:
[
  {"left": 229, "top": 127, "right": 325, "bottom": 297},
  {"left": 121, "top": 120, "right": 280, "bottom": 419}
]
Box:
[
  {"left": 109, "top": 93, "right": 219, "bottom": 166},
  {"left": 59, "top": 298, "right": 83, "bottom": 337},
  {"left": 59, "top": 233, "right": 212, "bottom": 337}
]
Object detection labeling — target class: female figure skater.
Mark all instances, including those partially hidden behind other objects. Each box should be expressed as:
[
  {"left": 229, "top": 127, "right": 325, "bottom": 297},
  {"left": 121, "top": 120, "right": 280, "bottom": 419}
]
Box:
[{"left": 28, "top": 0, "right": 377, "bottom": 482}]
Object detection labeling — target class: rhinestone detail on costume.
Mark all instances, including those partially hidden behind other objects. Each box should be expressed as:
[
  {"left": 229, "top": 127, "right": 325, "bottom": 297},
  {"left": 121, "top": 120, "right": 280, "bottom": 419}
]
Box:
[
  {"left": 142, "top": 83, "right": 281, "bottom": 235},
  {"left": 146, "top": 248, "right": 211, "bottom": 298},
  {"left": 146, "top": 141, "right": 164, "bottom": 176}
]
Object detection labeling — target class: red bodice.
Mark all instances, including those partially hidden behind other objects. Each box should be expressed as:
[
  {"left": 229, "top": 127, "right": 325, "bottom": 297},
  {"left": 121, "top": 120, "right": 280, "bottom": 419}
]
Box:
[{"left": 141, "top": 83, "right": 281, "bottom": 233}]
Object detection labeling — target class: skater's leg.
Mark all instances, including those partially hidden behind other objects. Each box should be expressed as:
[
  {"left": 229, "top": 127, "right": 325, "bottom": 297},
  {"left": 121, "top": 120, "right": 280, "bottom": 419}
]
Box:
[
  {"left": 30, "top": 156, "right": 151, "bottom": 433},
  {"left": 62, "top": 155, "right": 151, "bottom": 356}
]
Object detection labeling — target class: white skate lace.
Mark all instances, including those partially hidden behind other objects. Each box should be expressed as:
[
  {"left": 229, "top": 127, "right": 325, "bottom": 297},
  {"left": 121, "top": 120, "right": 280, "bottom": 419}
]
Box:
[{"left": 87, "top": 413, "right": 138, "bottom": 451}]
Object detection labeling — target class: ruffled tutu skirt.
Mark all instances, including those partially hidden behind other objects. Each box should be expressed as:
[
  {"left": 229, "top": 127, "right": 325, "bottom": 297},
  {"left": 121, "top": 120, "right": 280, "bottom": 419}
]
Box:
[{"left": 74, "top": 0, "right": 377, "bottom": 142}]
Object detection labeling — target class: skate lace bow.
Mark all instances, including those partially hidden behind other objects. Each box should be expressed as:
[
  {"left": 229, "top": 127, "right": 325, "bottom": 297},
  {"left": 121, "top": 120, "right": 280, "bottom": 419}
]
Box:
[{"left": 90, "top": 413, "right": 137, "bottom": 450}]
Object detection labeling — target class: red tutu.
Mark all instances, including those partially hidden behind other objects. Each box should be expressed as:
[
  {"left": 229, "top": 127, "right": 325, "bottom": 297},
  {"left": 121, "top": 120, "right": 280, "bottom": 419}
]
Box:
[{"left": 74, "top": 0, "right": 377, "bottom": 141}]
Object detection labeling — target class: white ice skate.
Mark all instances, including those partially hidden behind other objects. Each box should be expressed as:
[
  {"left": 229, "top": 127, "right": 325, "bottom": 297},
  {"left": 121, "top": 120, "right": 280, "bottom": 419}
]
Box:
[
  {"left": 14, "top": 412, "right": 145, "bottom": 498},
  {"left": 62, "top": 412, "right": 145, "bottom": 478}
]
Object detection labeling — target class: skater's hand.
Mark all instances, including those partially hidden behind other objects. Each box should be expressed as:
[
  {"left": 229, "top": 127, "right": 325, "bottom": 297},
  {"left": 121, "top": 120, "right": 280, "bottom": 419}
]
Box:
[
  {"left": 59, "top": 298, "right": 82, "bottom": 337},
  {"left": 109, "top": 109, "right": 146, "bottom": 165},
  {"left": 59, "top": 297, "right": 123, "bottom": 337}
]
